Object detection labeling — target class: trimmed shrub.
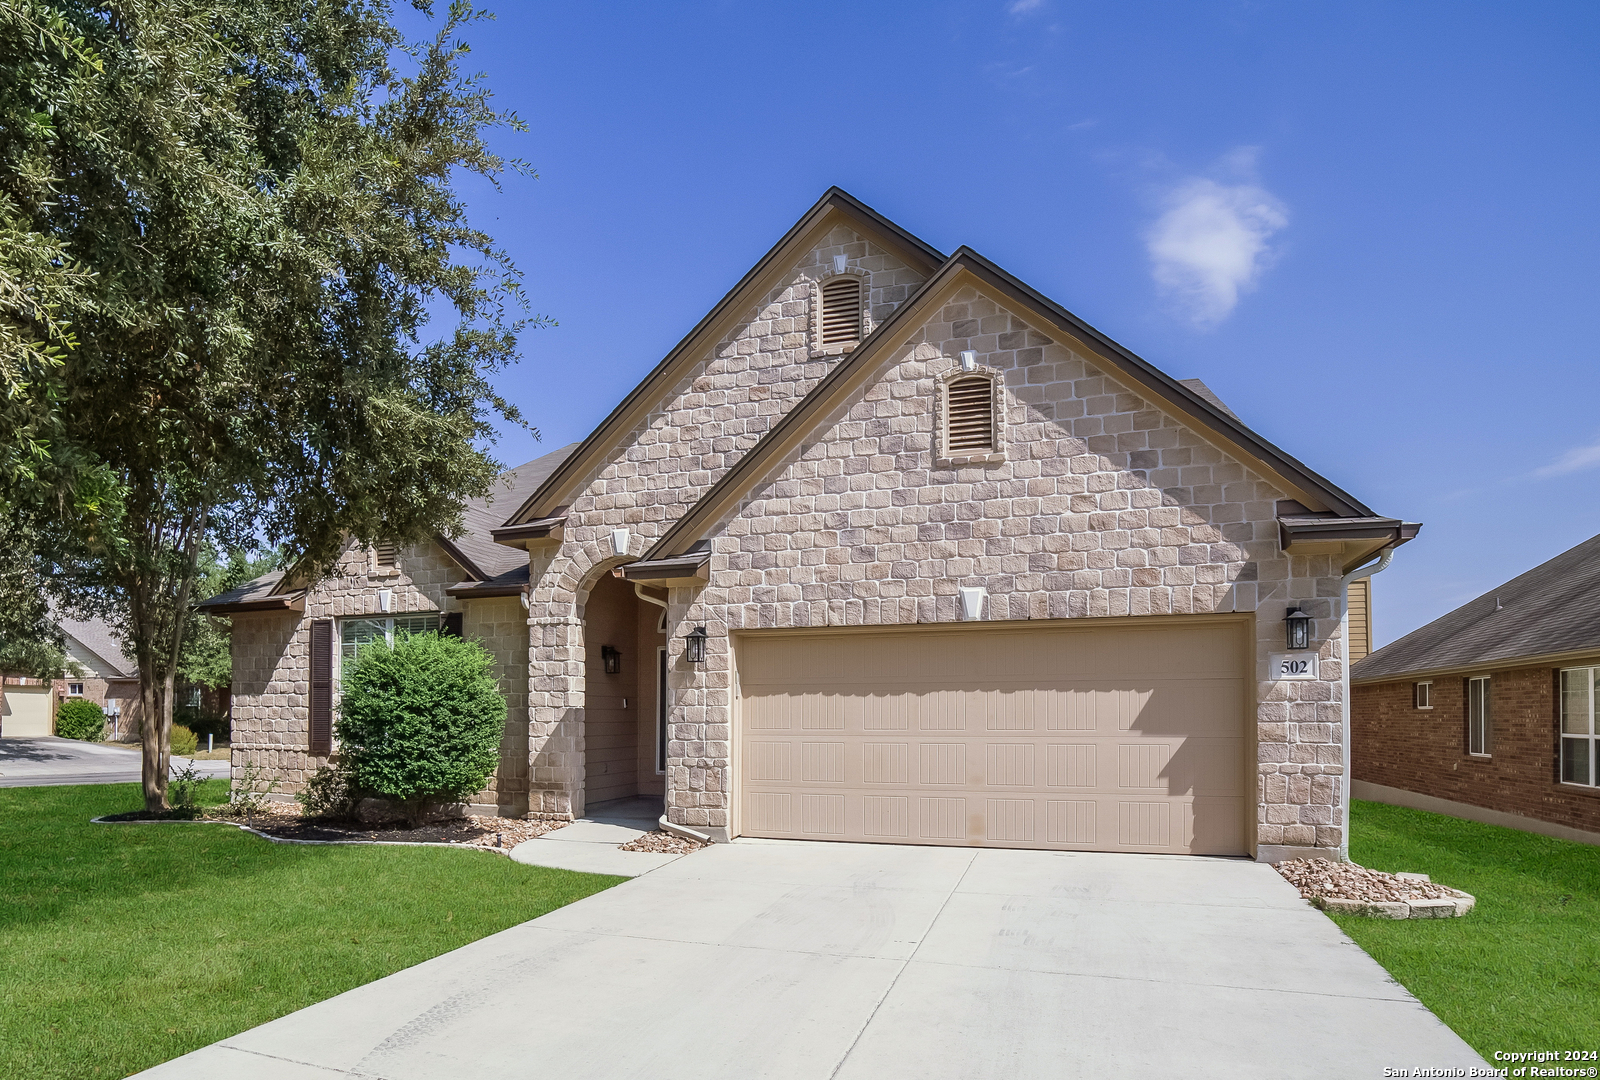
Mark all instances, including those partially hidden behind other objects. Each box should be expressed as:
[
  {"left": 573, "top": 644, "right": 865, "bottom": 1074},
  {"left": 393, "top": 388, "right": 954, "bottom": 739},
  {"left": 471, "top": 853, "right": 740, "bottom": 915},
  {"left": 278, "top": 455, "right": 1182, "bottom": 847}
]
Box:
[
  {"left": 55, "top": 699, "right": 106, "bottom": 741},
  {"left": 335, "top": 630, "right": 505, "bottom": 827},
  {"left": 169, "top": 723, "right": 198, "bottom": 757},
  {"left": 296, "top": 759, "right": 363, "bottom": 819}
]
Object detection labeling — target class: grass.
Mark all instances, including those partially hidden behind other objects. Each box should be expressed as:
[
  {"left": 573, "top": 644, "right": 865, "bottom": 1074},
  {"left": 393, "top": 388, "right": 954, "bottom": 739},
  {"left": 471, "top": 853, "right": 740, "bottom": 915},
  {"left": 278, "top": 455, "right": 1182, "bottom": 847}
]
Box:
[
  {"left": 1333, "top": 799, "right": 1600, "bottom": 1058},
  {"left": 0, "top": 782, "right": 623, "bottom": 1079}
]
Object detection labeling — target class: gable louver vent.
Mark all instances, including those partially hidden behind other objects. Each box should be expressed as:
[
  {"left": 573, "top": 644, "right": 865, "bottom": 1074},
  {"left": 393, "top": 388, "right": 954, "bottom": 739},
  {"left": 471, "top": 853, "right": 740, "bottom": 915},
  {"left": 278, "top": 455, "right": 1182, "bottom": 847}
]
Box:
[
  {"left": 820, "top": 276, "right": 863, "bottom": 347},
  {"left": 373, "top": 541, "right": 398, "bottom": 569},
  {"left": 945, "top": 375, "right": 995, "bottom": 453}
]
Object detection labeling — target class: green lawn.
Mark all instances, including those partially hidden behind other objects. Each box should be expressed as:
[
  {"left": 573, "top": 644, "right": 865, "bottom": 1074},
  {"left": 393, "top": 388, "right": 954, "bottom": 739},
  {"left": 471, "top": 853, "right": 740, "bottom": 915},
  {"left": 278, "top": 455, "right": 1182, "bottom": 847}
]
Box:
[
  {"left": 1335, "top": 799, "right": 1600, "bottom": 1057},
  {"left": 0, "top": 782, "right": 622, "bottom": 1079}
]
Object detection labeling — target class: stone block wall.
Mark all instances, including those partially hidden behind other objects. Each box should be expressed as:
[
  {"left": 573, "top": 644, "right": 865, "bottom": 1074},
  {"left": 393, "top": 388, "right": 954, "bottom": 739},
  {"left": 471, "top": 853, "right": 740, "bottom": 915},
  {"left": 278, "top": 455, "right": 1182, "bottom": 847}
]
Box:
[
  {"left": 524, "top": 228, "right": 926, "bottom": 819},
  {"left": 660, "top": 284, "right": 1351, "bottom": 854},
  {"left": 1354, "top": 667, "right": 1600, "bottom": 835},
  {"left": 230, "top": 539, "right": 527, "bottom": 810}
]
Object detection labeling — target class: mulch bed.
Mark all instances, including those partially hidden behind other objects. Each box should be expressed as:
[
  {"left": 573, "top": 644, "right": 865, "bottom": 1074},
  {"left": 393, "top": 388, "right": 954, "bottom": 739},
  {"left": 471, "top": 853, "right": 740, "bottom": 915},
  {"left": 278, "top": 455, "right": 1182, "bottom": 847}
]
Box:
[
  {"left": 98, "top": 802, "right": 567, "bottom": 850},
  {"left": 1275, "top": 858, "right": 1466, "bottom": 903},
  {"left": 619, "top": 830, "right": 707, "bottom": 854}
]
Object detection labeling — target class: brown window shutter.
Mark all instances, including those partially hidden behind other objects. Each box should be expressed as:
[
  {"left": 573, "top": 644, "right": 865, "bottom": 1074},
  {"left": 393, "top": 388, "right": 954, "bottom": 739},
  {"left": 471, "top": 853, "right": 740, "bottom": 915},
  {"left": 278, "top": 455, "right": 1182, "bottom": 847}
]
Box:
[
  {"left": 309, "top": 619, "right": 333, "bottom": 756},
  {"left": 442, "top": 612, "right": 463, "bottom": 638}
]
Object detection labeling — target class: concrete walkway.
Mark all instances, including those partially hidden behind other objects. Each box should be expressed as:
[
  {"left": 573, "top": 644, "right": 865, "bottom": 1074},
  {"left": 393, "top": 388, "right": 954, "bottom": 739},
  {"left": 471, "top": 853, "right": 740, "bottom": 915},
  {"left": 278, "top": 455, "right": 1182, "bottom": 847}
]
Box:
[
  {"left": 509, "top": 795, "right": 685, "bottom": 877},
  {"left": 136, "top": 840, "right": 1485, "bottom": 1079},
  {"left": 0, "top": 735, "right": 230, "bottom": 788}
]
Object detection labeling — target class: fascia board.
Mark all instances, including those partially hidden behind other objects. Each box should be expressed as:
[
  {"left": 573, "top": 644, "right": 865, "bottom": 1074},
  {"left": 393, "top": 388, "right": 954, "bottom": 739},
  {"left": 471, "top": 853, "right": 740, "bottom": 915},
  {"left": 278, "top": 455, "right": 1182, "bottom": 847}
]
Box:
[{"left": 1352, "top": 648, "right": 1600, "bottom": 687}]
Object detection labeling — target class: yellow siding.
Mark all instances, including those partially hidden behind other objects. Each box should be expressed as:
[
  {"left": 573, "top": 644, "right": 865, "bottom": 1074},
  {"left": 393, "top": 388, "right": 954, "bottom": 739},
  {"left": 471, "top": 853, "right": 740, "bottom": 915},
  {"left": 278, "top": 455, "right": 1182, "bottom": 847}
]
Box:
[{"left": 1347, "top": 578, "right": 1372, "bottom": 662}]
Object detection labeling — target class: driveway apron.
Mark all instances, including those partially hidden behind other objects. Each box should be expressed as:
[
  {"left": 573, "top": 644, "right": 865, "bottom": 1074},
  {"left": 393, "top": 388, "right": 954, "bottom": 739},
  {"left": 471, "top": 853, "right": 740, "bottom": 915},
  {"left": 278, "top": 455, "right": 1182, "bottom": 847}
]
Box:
[{"left": 135, "top": 840, "right": 1486, "bottom": 1079}]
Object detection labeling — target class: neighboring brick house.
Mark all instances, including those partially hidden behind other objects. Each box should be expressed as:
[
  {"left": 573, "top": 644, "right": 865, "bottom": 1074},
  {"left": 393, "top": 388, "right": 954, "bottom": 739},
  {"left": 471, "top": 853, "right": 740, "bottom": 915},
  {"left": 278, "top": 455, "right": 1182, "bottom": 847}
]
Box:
[
  {"left": 1351, "top": 533, "right": 1600, "bottom": 845},
  {"left": 0, "top": 617, "right": 144, "bottom": 739},
  {"left": 215, "top": 189, "right": 1419, "bottom": 862}
]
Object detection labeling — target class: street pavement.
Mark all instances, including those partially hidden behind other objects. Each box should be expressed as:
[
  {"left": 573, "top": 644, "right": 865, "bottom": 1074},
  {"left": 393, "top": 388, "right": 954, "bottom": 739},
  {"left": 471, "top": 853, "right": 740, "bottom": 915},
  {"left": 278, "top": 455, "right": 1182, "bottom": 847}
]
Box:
[{"left": 0, "top": 735, "right": 230, "bottom": 788}]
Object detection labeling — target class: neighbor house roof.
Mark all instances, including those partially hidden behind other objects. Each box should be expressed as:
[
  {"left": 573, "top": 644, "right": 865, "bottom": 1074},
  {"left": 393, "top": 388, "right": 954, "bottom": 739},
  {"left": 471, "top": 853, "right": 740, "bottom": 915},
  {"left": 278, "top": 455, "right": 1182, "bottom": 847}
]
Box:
[
  {"left": 1352, "top": 533, "right": 1600, "bottom": 683},
  {"left": 56, "top": 617, "right": 137, "bottom": 679},
  {"left": 498, "top": 187, "right": 948, "bottom": 532},
  {"left": 641, "top": 245, "right": 1411, "bottom": 566}
]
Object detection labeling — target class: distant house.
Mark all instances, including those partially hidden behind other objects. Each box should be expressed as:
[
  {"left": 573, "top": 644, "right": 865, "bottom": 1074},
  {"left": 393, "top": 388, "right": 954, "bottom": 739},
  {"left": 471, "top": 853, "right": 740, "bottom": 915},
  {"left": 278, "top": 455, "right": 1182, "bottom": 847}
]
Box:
[
  {"left": 1351, "top": 533, "right": 1600, "bottom": 844},
  {"left": 0, "top": 617, "right": 144, "bottom": 739}
]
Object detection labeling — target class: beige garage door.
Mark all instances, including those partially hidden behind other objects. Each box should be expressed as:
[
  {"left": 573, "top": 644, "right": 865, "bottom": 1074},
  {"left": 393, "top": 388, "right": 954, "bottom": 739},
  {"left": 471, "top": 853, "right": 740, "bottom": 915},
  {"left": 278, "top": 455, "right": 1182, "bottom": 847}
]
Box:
[
  {"left": 2, "top": 685, "right": 55, "bottom": 737},
  {"left": 736, "top": 621, "right": 1248, "bottom": 855}
]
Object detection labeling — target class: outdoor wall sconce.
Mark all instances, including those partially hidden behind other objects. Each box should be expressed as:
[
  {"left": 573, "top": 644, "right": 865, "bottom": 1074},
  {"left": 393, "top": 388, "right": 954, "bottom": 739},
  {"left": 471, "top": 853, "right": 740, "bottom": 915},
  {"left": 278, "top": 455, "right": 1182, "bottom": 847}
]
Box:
[
  {"left": 1284, "top": 606, "right": 1312, "bottom": 651},
  {"left": 601, "top": 645, "right": 621, "bottom": 674},
  {"left": 684, "top": 626, "right": 708, "bottom": 664},
  {"left": 959, "top": 349, "right": 978, "bottom": 371}
]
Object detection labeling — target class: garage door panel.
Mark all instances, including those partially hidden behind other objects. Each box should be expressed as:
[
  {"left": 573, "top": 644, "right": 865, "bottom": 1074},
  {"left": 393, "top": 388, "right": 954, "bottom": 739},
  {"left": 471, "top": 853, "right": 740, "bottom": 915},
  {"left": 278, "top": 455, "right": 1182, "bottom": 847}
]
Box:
[{"left": 737, "top": 623, "right": 1247, "bottom": 856}]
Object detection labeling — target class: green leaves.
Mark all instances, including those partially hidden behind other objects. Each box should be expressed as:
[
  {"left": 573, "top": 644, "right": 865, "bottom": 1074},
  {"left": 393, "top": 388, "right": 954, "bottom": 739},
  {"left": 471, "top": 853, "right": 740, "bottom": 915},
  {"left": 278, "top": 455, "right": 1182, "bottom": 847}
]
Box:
[{"left": 334, "top": 630, "right": 507, "bottom": 823}]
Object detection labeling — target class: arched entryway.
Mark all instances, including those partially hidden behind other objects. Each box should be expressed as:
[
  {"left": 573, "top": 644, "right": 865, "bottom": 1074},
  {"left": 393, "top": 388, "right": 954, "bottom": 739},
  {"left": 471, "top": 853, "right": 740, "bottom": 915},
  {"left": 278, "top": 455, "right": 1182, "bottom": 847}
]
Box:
[{"left": 582, "top": 570, "right": 668, "bottom": 810}]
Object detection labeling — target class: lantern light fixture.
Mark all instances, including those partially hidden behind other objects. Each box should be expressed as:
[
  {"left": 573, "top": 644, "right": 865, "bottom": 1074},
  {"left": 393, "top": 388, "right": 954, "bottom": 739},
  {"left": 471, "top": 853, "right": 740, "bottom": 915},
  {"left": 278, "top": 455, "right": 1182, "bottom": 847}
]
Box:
[
  {"left": 1283, "top": 606, "right": 1312, "bottom": 651},
  {"left": 685, "top": 626, "right": 708, "bottom": 664},
  {"left": 601, "top": 645, "right": 621, "bottom": 674}
]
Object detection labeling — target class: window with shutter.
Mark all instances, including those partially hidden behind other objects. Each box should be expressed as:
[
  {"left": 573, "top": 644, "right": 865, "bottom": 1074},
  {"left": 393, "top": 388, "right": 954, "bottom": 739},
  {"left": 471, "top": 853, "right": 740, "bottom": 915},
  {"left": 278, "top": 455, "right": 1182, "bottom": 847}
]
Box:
[
  {"left": 945, "top": 375, "right": 995, "bottom": 453},
  {"left": 309, "top": 619, "right": 334, "bottom": 756},
  {"left": 820, "top": 277, "right": 862, "bottom": 347}
]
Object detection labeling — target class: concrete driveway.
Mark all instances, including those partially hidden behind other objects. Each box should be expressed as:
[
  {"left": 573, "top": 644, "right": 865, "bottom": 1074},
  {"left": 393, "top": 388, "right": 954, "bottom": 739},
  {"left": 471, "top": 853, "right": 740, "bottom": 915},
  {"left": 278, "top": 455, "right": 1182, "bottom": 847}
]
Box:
[
  {"left": 0, "top": 735, "right": 230, "bottom": 787},
  {"left": 136, "top": 839, "right": 1485, "bottom": 1079}
]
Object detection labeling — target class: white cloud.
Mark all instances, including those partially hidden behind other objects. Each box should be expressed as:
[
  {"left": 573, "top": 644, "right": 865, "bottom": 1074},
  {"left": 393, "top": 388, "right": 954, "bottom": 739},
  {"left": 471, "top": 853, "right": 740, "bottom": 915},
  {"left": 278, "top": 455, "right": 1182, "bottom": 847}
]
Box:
[
  {"left": 1145, "top": 157, "right": 1288, "bottom": 328},
  {"left": 1006, "top": 0, "right": 1044, "bottom": 13},
  {"left": 1535, "top": 437, "right": 1600, "bottom": 477}
]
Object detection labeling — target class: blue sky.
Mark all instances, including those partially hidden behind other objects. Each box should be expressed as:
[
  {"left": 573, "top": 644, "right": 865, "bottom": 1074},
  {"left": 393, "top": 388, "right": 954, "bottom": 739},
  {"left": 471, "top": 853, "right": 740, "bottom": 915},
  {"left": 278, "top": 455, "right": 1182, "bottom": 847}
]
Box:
[{"left": 402, "top": 1, "right": 1599, "bottom": 648}]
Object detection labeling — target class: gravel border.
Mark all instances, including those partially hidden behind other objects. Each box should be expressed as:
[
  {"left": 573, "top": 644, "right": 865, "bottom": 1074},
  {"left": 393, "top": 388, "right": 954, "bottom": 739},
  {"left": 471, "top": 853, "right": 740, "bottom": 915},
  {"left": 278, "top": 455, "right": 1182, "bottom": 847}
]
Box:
[{"left": 1275, "top": 859, "right": 1476, "bottom": 919}]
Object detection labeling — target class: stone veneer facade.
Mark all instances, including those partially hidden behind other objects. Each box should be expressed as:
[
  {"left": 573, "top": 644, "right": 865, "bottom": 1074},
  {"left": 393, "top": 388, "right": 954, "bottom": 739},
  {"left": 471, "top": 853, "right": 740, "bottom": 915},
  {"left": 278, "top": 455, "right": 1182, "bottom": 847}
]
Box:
[
  {"left": 524, "top": 253, "right": 1354, "bottom": 859},
  {"left": 229, "top": 539, "right": 530, "bottom": 814}
]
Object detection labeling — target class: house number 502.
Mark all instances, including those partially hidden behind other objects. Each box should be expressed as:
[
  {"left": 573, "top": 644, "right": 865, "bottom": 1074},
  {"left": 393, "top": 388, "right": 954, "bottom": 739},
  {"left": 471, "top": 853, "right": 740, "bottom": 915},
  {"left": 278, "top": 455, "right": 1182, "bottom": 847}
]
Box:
[{"left": 1269, "top": 652, "right": 1318, "bottom": 681}]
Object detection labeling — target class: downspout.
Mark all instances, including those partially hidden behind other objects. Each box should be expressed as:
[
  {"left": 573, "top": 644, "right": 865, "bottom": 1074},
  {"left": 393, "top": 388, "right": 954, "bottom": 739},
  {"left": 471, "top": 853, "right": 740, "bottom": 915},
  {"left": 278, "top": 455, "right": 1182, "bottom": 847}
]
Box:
[
  {"left": 1338, "top": 547, "right": 1394, "bottom": 861},
  {"left": 628, "top": 584, "right": 713, "bottom": 842}
]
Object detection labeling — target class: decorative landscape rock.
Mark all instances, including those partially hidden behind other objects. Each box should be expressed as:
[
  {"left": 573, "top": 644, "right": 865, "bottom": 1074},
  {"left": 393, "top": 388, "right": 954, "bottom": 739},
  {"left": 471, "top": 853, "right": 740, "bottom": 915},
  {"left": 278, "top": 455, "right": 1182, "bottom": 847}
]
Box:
[{"left": 1276, "top": 858, "right": 1475, "bottom": 919}]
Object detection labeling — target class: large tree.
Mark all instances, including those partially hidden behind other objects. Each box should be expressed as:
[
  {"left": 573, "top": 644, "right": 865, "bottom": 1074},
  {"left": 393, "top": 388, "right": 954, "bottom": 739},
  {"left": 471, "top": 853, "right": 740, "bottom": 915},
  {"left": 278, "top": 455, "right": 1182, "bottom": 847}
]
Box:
[{"left": 1, "top": 0, "right": 538, "bottom": 809}]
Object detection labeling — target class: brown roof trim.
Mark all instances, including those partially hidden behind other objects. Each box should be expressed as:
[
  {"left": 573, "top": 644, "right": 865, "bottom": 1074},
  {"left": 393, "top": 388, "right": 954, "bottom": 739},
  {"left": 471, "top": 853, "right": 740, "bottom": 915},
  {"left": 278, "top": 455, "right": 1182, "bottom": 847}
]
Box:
[
  {"left": 197, "top": 593, "right": 306, "bottom": 616},
  {"left": 617, "top": 552, "right": 711, "bottom": 587},
  {"left": 445, "top": 580, "right": 525, "bottom": 599},
  {"left": 432, "top": 534, "right": 486, "bottom": 581},
  {"left": 1279, "top": 515, "right": 1421, "bottom": 549},
  {"left": 645, "top": 249, "right": 1392, "bottom": 561},
  {"left": 490, "top": 513, "right": 567, "bottom": 548},
  {"left": 501, "top": 188, "right": 947, "bottom": 528}
]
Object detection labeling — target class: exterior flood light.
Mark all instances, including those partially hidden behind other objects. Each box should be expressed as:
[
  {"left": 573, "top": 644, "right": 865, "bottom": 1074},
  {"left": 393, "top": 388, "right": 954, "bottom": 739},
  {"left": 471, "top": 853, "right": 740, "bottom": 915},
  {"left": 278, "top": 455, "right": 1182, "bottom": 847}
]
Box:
[
  {"left": 601, "top": 645, "right": 621, "bottom": 674},
  {"left": 1284, "top": 607, "right": 1312, "bottom": 651},
  {"left": 685, "top": 626, "right": 708, "bottom": 664},
  {"left": 959, "top": 350, "right": 978, "bottom": 371}
]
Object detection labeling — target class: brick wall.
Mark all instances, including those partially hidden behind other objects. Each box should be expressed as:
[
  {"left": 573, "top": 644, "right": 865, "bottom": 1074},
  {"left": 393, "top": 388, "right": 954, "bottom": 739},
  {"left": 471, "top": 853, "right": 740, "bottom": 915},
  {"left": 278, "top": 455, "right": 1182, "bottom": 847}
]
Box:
[{"left": 1353, "top": 666, "right": 1600, "bottom": 835}]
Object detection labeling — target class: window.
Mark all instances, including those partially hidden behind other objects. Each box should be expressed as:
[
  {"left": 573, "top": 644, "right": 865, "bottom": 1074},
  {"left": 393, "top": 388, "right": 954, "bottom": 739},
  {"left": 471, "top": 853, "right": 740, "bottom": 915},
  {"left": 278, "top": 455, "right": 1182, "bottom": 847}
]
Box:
[
  {"left": 1414, "top": 681, "right": 1432, "bottom": 709},
  {"left": 1560, "top": 667, "right": 1599, "bottom": 787},
  {"left": 940, "top": 374, "right": 992, "bottom": 454},
  {"left": 372, "top": 541, "right": 398, "bottom": 570},
  {"left": 1467, "top": 676, "right": 1492, "bottom": 756},
  {"left": 339, "top": 615, "right": 437, "bottom": 667},
  {"left": 67, "top": 682, "right": 84, "bottom": 697}
]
